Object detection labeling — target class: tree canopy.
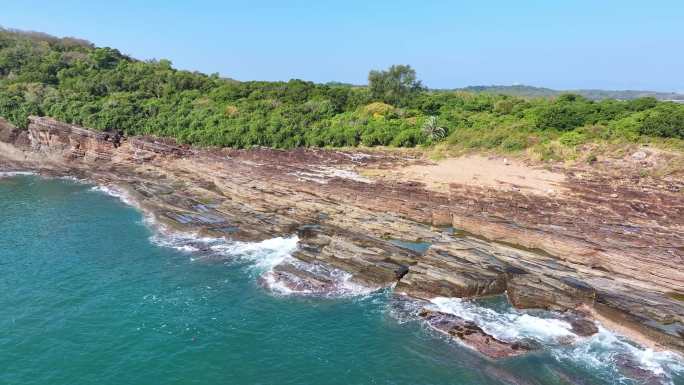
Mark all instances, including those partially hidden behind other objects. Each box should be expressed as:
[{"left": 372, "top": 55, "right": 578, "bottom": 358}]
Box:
[
  {"left": 368, "top": 64, "right": 424, "bottom": 107},
  {"left": 0, "top": 28, "right": 682, "bottom": 155}
]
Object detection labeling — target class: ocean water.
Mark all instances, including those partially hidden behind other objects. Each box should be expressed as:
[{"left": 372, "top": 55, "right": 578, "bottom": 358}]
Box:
[{"left": 1, "top": 176, "right": 682, "bottom": 385}]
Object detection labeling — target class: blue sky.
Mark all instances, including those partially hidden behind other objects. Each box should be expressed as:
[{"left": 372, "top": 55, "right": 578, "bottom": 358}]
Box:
[{"left": 2, "top": 1, "right": 683, "bottom": 91}]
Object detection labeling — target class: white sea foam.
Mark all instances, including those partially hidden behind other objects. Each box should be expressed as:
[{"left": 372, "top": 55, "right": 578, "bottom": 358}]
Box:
[
  {"left": 88, "top": 181, "right": 304, "bottom": 293},
  {"left": 554, "top": 326, "right": 684, "bottom": 384},
  {"left": 150, "top": 229, "right": 377, "bottom": 299},
  {"left": 147, "top": 217, "right": 376, "bottom": 298},
  {"left": 211, "top": 236, "right": 299, "bottom": 272},
  {"left": 261, "top": 258, "right": 378, "bottom": 298},
  {"left": 427, "top": 296, "right": 683, "bottom": 384},
  {"left": 301, "top": 261, "right": 378, "bottom": 297},
  {"left": 260, "top": 270, "right": 299, "bottom": 295},
  {"left": 87, "top": 178, "right": 367, "bottom": 299},
  {"left": 150, "top": 228, "right": 299, "bottom": 268},
  {"left": 429, "top": 297, "right": 575, "bottom": 343},
  {"left": 58, "top": 175, "right": 88, "bottom": 183},
  {"left": 90, "top": 184, "right": 137, "bottom": 207},
  {"left": 0, "top": 171, "right": 35, "bottom": 178}
]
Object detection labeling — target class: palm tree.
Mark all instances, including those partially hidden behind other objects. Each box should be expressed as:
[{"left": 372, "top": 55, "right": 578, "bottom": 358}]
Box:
[{"left": 422, "top": 116, "right": 445, "bottom": 140}]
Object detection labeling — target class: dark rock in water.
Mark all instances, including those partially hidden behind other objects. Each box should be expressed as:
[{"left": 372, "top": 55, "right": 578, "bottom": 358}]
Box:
[
  {"left": 260, "top": 262, "right": 334, "bottom": 294},
  {"left": 563, "top": 312, "right": 599, "bottom": 337},
  {"left": 257, "top": 261, "right": 367, "bottom": 296},
  {"left": 614, "top": 353, "right": 669, "bottom": 385},
  {"left": 418, "top": 309, "right": 535, "bottom": 359},
  {"left": 388, "top": 294, "right": 429, "bottom": 319}
]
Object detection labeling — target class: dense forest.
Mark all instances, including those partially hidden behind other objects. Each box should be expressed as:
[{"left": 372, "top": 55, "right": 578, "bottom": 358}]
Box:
[{"left": 1, "top": 28, "right": 683, "bottom": 158}]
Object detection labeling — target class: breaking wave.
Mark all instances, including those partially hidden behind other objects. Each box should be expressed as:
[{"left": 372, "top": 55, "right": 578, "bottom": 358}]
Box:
[
  {"left": 260, "top": 258, "right": 378, "bottom": 298},
  {"left": 429, "top": 297, "right": 575, "bottom": 344},
  {"left": 149, "top": 229, "right": 298, "bottom": 269},
  {"left": 87, "top": 180, "right": 374, "bottom": 299},
  {"left": 90, "top": 184, "right": 137, "bottom": 208},
  {"left": 58, "top": 175, "right": 88, "bottom": 183},
  {"left": 0, "top": 171, "right": 35, "bottom": 178},
  {"left": 426, "top": 297, "right": 683, "bottom": 384},
  {"left": 554, "top": 326, "right": 684, "bottom": 385},
  {"left": 151, "top": 229, "right": 376, "bottom": 298}
]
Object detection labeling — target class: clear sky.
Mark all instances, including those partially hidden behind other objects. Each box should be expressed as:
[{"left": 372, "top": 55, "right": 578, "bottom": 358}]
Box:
[{"left": 2, "top": 0, "right": 683, "bottom": 91}]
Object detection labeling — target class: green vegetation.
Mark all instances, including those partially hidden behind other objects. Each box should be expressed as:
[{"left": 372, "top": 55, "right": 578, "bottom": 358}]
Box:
[
  {"left": 461, "top": 85, "right": 684, "bottom": 102},
  {"left": 1, "top": 28, "right": 683, "bottom": 157}
]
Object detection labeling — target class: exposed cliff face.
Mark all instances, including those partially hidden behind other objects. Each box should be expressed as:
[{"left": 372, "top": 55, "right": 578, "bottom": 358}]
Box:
[{"left": 1, "top": 116, "right": 682, "bottom": 355}]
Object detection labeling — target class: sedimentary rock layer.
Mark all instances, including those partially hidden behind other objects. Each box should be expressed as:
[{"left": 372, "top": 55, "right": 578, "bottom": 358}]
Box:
[{"left": 0, "top": 116, "right": 682, "bottom": 353}]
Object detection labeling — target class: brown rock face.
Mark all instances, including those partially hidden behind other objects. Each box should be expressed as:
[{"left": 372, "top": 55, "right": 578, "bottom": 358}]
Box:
[
  {"left": 292, "top": 224, "right": 420, "bottom": 287},
  {"left": 506, "top": 273, "right": 596, "bottom": 311},
  {"left": 26, "top": 117, "right": 119, "bottom": 162},
  {"left": 395, "top": 241, "right": 507, "bottom": 299},
  {"left": 0, "top": 116, "right": 682, "bottom": 354},
  {"left": 0, "top": 117, "right": 20, "bottom": 143}
]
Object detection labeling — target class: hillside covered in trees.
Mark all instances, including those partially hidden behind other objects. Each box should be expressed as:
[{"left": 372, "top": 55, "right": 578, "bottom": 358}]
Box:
[{"left": 1, "top": 28, "right": 683, "bottom": 158}]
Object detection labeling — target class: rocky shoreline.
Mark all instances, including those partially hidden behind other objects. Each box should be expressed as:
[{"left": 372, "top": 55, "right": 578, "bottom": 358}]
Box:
[{"left": 1, "top": 116, "right": 682, "bottom": 360}]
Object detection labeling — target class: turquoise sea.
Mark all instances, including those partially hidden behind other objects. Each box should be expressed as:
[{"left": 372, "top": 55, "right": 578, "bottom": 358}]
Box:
[{"left": 1, "top": 176, "right": 682, "bottom": 385}]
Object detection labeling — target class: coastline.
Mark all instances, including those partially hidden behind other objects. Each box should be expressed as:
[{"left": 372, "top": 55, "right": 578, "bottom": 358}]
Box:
[
  {"left": 3, "top": 164, "right": 684, "bottom": 381},
  {"left": 1, "top": 116, "right": 682, "bottom": 363}
]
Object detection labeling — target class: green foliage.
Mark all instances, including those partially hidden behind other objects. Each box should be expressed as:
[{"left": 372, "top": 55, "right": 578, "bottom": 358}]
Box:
[
  {"left": 0, "top": 28, "right": 682, "bottom": 153},
  {"left": 461, "top": 85, "right": 684, "bottom": 102},
  {"left": 559, "top": 131, "right": 587, "bottom": 147},
  {"left": 640, "top": 103, "right": 684, "bottom": 138},
  {"left": 368, "top": 64, "right": 423, "bottom": 107},
  {"left": 422, "top": 116, "right": 445, "bottom": 141}
]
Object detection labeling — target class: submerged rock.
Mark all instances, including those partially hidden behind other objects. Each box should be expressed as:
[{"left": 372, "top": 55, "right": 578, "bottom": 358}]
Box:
[
  {"left": 418, "top": 309, "right": 536, "bottom": 359},
  {"left": 259, "top": 259, "right": 378, "bottom": 297},
  {"left": 562, "top": 312, "right": 599, "bottom": 337},
  {"left": 259, "top": 261, "right": 336, "bottom": 295},
  {"left": 614, "top": 353, "right": 670, "bottom": 385}
]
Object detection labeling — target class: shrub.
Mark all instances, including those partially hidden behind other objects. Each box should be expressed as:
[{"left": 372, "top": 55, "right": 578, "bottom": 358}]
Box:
[
  {"left": 640, "top": 103, "right": 684, "bottom": 139},
  {"left": 224, "top": 105, "right": 239, "bottom": 117},
  {"left": 362, "top": 102, "right": 395, "bottom": 118},
  {"left": 559, "top": 131, "right": 587, "bottom": 147},
  {"left": 501, "top": 135, "right": 528, "bottom": 151}
]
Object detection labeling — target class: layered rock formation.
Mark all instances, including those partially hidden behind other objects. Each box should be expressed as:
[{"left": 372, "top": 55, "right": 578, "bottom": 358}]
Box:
[{"left": 1, "top": 116, "right": 682, "bottom": 356}]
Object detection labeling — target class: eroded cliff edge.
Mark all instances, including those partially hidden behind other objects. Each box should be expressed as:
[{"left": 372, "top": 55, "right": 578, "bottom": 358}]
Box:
[{"left": 1, "top": 116, "right": 682, "bottom": 354}]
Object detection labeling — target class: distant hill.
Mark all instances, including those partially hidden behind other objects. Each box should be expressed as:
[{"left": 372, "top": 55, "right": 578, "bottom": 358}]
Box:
[{"left": 460, "top": 85, "right": 684, "bottom": 102}]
